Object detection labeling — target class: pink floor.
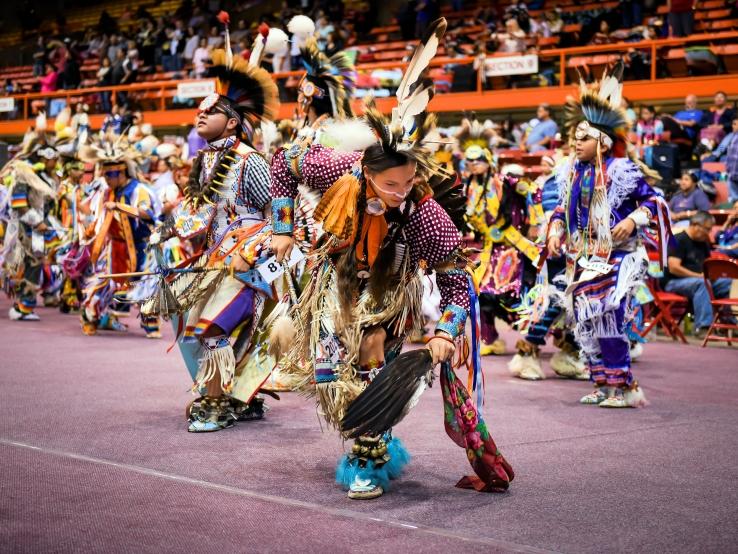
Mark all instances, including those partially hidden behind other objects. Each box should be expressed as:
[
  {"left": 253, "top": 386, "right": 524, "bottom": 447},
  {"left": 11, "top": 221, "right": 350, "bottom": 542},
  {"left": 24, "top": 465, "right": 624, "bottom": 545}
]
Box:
[{"left": 1, "top": 297, "right": 737, "bottom": 553}]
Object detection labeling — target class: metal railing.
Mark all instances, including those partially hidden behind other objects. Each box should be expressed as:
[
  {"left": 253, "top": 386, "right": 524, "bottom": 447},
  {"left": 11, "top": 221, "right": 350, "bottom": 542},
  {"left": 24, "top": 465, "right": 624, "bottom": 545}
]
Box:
[{"left": 1, "top": 31, "right": 737, "bottom": 122}]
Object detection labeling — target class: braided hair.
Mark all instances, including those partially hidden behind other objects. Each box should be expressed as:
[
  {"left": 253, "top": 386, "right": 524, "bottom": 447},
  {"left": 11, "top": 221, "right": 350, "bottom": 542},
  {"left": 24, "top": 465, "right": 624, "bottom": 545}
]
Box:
[{"left": 334, "top": 143, "right": 416, "bottom": 319}]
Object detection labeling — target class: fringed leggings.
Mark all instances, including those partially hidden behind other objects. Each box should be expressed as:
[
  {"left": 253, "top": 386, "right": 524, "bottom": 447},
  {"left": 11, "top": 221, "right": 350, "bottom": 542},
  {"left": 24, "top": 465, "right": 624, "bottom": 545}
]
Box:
[{"left": 573, "top": 278, "right": 633, "bottom": 389}]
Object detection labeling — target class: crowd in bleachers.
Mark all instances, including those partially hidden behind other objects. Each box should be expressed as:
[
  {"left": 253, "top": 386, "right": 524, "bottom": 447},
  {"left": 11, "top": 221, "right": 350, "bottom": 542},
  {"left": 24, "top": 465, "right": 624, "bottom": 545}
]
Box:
[{"left": 2, "top": 0, "right": 738, "bottom": 100}]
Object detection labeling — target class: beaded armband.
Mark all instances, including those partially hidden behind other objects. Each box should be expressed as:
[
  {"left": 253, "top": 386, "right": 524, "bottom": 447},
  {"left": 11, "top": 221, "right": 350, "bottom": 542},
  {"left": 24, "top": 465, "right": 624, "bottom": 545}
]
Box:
[
  {"left": 436, "top": 304, "right": 468, "bottom": 339},
  {"left": 272, "top": 197, "right": 295, "bottom": 234}
]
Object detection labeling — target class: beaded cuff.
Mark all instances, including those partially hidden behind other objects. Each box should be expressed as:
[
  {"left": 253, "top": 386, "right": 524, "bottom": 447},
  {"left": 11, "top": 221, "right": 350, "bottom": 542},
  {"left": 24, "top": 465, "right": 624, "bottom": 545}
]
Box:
[
  {"left": 436, "top": 304, "right": 468, "bottom": 339},
  {"left": 272, "top": 197, "right": 295, "bottom": 234}
]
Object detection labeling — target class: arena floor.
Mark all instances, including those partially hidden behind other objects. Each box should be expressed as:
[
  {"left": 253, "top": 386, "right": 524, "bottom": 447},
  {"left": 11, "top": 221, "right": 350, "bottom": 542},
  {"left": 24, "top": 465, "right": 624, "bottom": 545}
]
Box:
[{"left": 1, "top": 297, "right": 737, "bottom": 553}]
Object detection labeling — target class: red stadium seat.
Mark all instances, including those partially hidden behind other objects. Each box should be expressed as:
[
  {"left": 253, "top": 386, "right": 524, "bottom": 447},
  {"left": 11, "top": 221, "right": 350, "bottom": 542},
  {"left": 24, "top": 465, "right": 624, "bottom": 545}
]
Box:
[
  {"left": 665, "top": 48, "right": 688, "bottom": 77},
  {"left": 709, "top": 19, "right": 738, "bottom": 31},
  {"left": 701, "top": 258, "right": 738, "bottom": 347},
  {"left": 714, "top": 44, "right": 738, "bottom": 72},
  {"left": 714, "top": 181, "right": 730, "bottom": 206}
]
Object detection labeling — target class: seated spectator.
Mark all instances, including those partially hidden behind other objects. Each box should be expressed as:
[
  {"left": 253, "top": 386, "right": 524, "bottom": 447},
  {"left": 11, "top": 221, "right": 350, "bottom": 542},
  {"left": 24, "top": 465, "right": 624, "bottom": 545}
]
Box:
[
  {"left": 636, "top": 105, "right": 663, "bottom": 145},
  {"left": 670, "top": 172, "right": 711, "bottom": 225},
  {"left": 663, "top": 211, "right": 732, "bottom": 338},
  {"left": 491, "top": 17, "right": 527, "bottom": 54},
  {"left": 589, "top": 20, "right": 613, "bottom": 45},
  {"left": 529, "top": 15, "right": 551, "bottom": 38},
  {"left": 672, "top": 94, "right": 703, "bottom": 141},
  {"left": 636, "top": 105, "right": 663, "bottom": 165},
  {"left": 702, "top": 117, "right": 738, "bottom": 162},
  {"left": 523, "top": 103, "right": 557, "bottom": 153},
  {"left": 545, "top": 10, "right": 563, "bottom": 35},
  {"left": 700, "top": 91, "right": 736, "bottom": 149}
]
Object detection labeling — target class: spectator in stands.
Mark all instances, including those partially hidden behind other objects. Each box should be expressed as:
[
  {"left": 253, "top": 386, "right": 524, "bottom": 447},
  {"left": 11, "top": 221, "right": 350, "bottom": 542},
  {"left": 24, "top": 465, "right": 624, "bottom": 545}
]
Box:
[
  {"left": 32, "top": 36, "right": 47, "bottom": 78},
  {"left": 162, "top": 26, "right": 186, "bottom": 72},
  {"left": 728, "top": 123, "right": 738, "bottom": 202},
  {"left": 230, "top": 19, "right": 249, "bottom": 44},
  {"left": 672, "top": 94, "right": 703, "bottom": 141},
  {"left": 492, "top": 17, "right": 527, "bottom": 54},
  {"left": 58, "top": 50, "right": 81, "bottom": 90},
  {"left": 102, "top": 105, "right": 122, "bottom": 134},
  {"left": 716, "top": 203, "right": 738, "bottom": 258},
  {"left": 668, "top": 0, "right": 694, "bottom": 38},
  {"left": 416, "top": 0, "right": 441, "bottom": 38},
  {"left": 184, "top": 27, "right": 200, "bottom": 67},
  {"left": 188, "top": 6, "right": 207, "bottom": 31},
  {"left": 529, "top": 13, "right": 552, "bottom": 38},
  {"left": 4, "top": 79, "right": 17, "bottom": 95},
  {"left": 207, "top": 26, "right": 223, "bottom": 49},
  {"left": 107, "top": 35, "right": 123, "bottom": 64},
  {"left": 702, "top": 117, "right": 738, "bottom": 162},
  {"left": 121, "top": 44, "right": 139, "bottom": 84},
  {"left": 589, "top": 20, "right": 613, "bottom": 45},
  {"left": 523, "top": 104, "right": 557, "bottom": 153},
  {"left": 39, "top": 63, "right": 58, "bottom": 93},
  {"left": 670, "top": 172, "right": 711, "bottom": 225},
  {"left": 97, "top": 56, "right": 113, "bottom": 113},
  {"left": 534, "top": 154, "right": 556, "bottom": 191},
  {"left": 137, "top": 18, "right": 157, "bottom": 68},
  {"left": 192, "top": 37, "right": 209, "bottom": 78},
  {"left": 544, "top": 10, "right": 564, "bottom": 35},
  {"left": 635, "top": 105, "right": 663, "bottom": 165},
  {"left": 110, "top": 48, "right": 128, "bottom": 106},
  {"left": 620, "top": 0, "right": 644, "bottom": 29},
  {"left": 324, "top": 31, "right": 344, "bottom": 57},
  {"left": 663, "top": 211, "right": 731, "bottom": 338},
  {"left": 98, "top": 9, "right": 118, "bottom": 36},
  {"left": 700, "top": 91, "right": 736, "bottom": 148}
]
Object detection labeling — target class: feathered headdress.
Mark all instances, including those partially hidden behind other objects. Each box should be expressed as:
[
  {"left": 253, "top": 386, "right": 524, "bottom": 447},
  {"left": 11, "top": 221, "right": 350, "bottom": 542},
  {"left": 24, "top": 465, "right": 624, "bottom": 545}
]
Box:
[
  {"left": 197, "top": 12, "right": 279, "bottom": 141},
  {"left": 297, "top": 26, "right": 356, "bottom": 120},
  {"left": 78, "top": 135, "right": 142, "bottom": 178},
  {"left": 565, "top": 62, "right": 628, "bottom": 157},
  {"left": 313, "top": 18, "right": 456, "bottom": 248},
  {"left": 455, "top": 114, "right": 494, "bottom": 162},
  {"left": 361, "top": 17, "right": 448, "bottom": 175}
]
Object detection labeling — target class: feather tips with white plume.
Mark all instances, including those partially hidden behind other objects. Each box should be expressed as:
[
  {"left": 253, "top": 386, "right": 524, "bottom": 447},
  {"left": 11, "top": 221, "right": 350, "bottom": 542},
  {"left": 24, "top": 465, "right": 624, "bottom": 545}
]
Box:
[
  {"left": 287, "top": 15, "right": 315, "bottom": 37},
  {"left": 395, "top": 18, "right": 446, "bottom": 104},
  {"left": 320, "top": 118, "right": 378, "bottom": 152}
]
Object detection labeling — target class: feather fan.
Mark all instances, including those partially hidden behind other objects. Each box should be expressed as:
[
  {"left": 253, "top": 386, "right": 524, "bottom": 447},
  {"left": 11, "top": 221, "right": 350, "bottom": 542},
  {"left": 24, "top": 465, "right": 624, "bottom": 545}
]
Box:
[{"left": 340, "top": 349, "right": 434, "bottom": 438}]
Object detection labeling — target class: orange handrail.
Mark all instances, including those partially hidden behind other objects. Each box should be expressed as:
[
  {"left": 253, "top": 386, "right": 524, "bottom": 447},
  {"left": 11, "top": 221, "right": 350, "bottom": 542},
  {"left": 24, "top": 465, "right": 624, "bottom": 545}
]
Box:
[{"left": 1, "top": 31, "right": 737, "bottom": 133}]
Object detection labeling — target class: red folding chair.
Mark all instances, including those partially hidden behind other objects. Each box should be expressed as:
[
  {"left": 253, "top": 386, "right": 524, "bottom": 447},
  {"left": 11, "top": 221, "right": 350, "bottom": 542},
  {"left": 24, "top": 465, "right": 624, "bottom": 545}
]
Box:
[
  {"left": 639, "top": 250, "right": 689, "bottom": 343},
  {"left": 701, "top": 258, "right": 738, "bottom": 347},
  {"left": 640, "top": 279, "right": 689, "bottom": 343}
]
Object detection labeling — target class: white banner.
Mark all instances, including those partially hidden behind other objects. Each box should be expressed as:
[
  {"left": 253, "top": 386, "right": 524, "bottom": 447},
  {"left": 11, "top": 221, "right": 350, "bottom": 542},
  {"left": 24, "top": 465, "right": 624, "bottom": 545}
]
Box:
[
  {"left": 0, "top": 97, "right": 15, "bottom": 112},
  {"left": 484, "top": 55, "right": 539, "bottom": 77},
  {"left": 176, "top": 80, "right": 216, "bottom": 99}
]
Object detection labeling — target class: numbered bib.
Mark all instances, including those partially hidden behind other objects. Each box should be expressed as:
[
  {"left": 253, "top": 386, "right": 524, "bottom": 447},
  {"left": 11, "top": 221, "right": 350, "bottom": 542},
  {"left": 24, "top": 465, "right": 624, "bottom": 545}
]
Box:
[
  {"left": 578, "top": 257, "right": 613, "bottom": 275},
  {"left": 256, "top": 248, "right": 305, "bottom": 284}
]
